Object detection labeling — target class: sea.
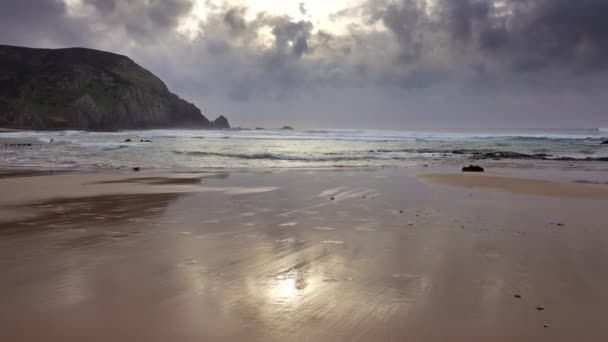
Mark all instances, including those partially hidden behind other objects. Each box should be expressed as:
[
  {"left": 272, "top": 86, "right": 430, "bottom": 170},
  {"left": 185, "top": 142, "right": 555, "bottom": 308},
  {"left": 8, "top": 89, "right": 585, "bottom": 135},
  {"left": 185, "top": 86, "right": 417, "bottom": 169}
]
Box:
[{"left": 1, "top": 128, "right": 607, "bottom": 170}]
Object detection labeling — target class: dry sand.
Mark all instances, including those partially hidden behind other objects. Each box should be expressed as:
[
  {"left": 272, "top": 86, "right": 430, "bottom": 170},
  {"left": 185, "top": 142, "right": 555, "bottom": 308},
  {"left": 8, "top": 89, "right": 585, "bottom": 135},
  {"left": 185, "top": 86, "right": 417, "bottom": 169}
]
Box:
[{"left": 1, "top": 168, "right": 607, "bottom": 341}]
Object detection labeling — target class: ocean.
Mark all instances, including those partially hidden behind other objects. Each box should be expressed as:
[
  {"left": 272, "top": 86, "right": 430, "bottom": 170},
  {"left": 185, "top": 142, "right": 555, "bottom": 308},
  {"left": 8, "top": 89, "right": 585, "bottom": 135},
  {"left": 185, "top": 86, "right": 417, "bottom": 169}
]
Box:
[{"left": 1, "top": 128, "right": 607, "bottom": 170}]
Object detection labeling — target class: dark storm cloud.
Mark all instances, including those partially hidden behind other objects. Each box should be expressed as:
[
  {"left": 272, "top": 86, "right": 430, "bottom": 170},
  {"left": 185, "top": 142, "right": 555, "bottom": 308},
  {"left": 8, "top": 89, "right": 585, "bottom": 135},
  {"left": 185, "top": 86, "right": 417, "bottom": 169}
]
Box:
[
  {"left": 480, "top": 0, "right": 608, "bottom": 72},
  {"left": 269, "top": 18, "right": 313, "bottom": 58},
  {"left": 377, "top": 0, "right": 431, "bottom": 63},
  {"left": 0, "top": 0, "right": 87, "bottom": 47},
  {"left": 146, "top": 0, "right": 193, "bottom": 28},
  {"left": 223, "top": 7, "right": 248, "bottom": 36},
  {"left": 358, "top": 0, "right": 608, "bottom": 73},
  {"left": 0, "top": 0, "right": 66, "bottom": 25}
]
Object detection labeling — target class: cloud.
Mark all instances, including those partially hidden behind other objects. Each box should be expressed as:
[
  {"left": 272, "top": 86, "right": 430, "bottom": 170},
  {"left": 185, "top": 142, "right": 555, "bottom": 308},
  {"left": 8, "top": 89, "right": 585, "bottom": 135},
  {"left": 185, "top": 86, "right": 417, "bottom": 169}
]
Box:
[
  {"left": 299, "top": 2, "right": 307, "bottom": 16},
  {"left": 1, "top": 0, "right": 607, "bottom": 127}
]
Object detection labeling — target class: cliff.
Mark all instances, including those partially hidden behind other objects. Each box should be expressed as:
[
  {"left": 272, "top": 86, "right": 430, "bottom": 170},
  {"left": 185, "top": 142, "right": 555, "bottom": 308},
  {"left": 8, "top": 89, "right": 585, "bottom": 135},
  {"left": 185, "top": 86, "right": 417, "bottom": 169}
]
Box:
[{"left": 0, "top": 45, "right": 228, "bottom": 130}]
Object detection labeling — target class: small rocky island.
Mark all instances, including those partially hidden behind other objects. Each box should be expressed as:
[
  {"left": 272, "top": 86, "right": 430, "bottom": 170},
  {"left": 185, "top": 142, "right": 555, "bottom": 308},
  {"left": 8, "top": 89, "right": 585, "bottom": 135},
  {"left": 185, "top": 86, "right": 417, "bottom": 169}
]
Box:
[{"left": 0, "top": 45, "right": 229, "bottom": 130}]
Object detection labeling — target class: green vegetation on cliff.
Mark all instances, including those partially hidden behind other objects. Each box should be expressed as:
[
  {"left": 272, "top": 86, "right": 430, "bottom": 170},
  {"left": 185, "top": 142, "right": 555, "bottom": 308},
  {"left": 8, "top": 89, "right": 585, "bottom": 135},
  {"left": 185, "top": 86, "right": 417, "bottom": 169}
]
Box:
[{"left": 0, "top": 45, "right": 228, "bottom": 130}]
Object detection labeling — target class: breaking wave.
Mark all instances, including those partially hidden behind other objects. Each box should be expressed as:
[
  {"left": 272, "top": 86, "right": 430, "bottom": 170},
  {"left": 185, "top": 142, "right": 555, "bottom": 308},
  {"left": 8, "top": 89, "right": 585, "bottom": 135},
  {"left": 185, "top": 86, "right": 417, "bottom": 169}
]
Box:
[
  {"left": 172, "top": 150, "right": 418, "bottom": 161},
  {"left": 78, "top": 142, "right": 130, "bottom": 151},
  {"left": 172, "top": 149, "right": 608, "bottom": 163}
]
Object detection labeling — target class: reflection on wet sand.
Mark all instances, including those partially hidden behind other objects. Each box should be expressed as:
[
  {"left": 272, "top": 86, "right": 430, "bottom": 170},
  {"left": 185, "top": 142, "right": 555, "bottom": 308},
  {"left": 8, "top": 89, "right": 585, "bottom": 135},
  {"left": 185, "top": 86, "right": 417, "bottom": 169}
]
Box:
[
  {"left": 0, "top": 193, "right": 179, "bottom": 235},
  {"left": 1, "top": 169, "right": 608, "bottom": 341}
]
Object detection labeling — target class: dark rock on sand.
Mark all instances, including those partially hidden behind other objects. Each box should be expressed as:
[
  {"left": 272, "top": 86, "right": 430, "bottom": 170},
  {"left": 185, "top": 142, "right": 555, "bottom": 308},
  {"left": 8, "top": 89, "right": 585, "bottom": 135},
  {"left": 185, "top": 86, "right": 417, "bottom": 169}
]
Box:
[
  {"left": 536, "top": 306, "right": 545, "bottom": 311},
  {"left": 125, "top": 139, "right": 132, "bottom": 142},
  {"left": 132, "top": 167, "right": 141, "bottom": 172},
  {"left": 281, "top": 126, "right": 294, "bottom": 130},
  {"left": 140, "top": 139, "right": 152, "bottom": 143},
  {"left": 601, "top": 140, "right": 608, "bottom": 145},
  {"left": 514, "top": 294, "right": 522, "bottom": 299},
  {"left": 462, "top": 165, "right": 484, "bottom": 172}
]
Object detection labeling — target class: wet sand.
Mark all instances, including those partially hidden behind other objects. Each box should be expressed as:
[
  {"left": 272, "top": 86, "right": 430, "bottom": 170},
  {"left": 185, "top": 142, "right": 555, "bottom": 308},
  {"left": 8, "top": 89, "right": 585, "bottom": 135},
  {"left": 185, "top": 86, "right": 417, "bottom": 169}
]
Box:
[
  {"left": 421, "top": 172, "right": 608, "bottom": 200},
  {"left": 1, "top": 168, "right": 608, "bottom": 341}
]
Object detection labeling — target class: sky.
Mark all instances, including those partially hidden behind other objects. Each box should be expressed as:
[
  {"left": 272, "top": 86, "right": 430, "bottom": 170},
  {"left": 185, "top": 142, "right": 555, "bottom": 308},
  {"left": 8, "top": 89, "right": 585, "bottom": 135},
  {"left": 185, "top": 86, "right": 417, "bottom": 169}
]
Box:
[{"left": 1, "top": 0, "right": 607, "bottom": 129}]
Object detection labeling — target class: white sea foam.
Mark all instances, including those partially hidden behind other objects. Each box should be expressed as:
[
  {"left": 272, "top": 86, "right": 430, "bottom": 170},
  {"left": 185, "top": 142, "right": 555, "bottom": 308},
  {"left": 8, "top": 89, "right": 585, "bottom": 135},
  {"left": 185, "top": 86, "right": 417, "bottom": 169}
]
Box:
[{"left": 77, "top": 142, "right": 130, "bottom": 151}]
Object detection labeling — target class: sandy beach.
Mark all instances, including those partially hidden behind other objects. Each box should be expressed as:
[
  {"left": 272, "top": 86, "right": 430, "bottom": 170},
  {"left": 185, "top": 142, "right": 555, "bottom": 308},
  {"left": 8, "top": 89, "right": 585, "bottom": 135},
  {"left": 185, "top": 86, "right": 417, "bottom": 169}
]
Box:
[{"left": 1, "top": 167, "right": 607, "bottom": 341}]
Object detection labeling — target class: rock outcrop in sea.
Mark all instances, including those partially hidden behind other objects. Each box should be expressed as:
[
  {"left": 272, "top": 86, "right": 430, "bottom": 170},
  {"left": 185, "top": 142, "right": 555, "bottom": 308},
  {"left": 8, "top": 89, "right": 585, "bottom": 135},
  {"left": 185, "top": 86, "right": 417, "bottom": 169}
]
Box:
[{"left": 0, "top": 45, "right": 229, "bottom": 130}]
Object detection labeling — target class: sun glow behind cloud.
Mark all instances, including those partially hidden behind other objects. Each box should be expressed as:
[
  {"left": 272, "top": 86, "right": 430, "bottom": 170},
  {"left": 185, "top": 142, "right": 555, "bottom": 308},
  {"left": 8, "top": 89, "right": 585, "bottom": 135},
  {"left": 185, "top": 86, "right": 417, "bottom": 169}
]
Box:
[{"left": 178, "top": 0, "right": 366, "bottom": 40}]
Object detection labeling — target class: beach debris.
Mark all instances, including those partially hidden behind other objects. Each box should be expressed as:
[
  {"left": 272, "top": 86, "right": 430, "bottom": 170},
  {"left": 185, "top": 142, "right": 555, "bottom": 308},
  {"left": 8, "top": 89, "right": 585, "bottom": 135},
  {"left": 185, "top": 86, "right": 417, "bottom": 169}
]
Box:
[
  {"left": 462, "top": 165, "right": 485, "bottom": 172},
  {"left": 140, "top": 139, "right": 152, "bottom": 143},
  {"left": 125, "top": 138, "right": 132, "bottom": 142},
  {"left": 536, "top": 305, "right": 545, "bottom": 311},
  {"left": 514, "top": 294, "right": 522, "bottom": 299},
  {"left": 132, "top": 167, "right": 141, "bottom": 172}
]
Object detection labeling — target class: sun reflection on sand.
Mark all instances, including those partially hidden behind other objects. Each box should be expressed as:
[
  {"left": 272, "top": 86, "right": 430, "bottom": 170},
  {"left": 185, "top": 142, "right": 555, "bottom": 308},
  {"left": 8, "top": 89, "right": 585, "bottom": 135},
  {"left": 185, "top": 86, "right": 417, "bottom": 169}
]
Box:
[
  {"left": 274, "top": 274, "right": 298, "bottom": 301},
  {"left": 265, "top": 265, "right": 328, "bottom": 307}
]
